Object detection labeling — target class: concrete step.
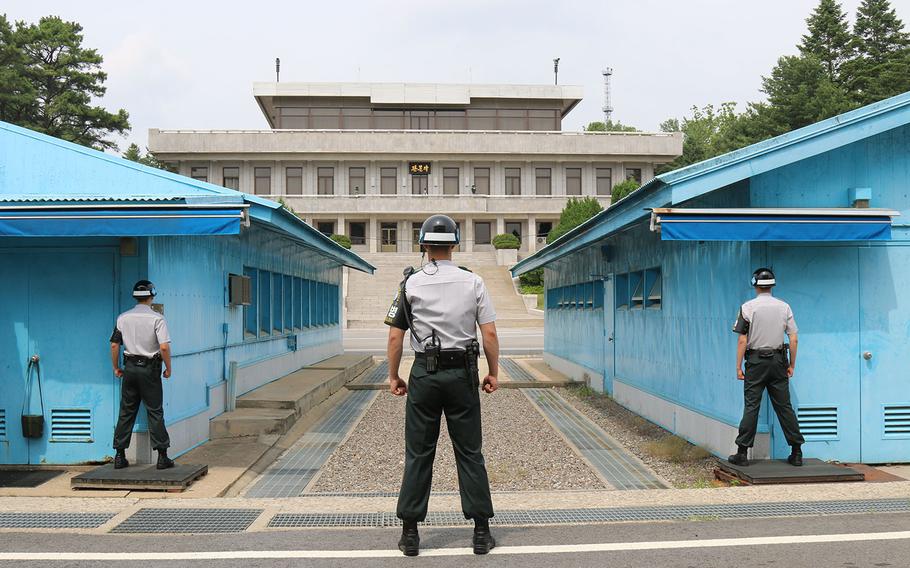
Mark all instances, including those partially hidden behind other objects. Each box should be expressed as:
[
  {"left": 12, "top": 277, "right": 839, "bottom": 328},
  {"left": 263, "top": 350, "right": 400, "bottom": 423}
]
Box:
[{"left": 210, "top": 408, "right": 297, "bottom": 439}]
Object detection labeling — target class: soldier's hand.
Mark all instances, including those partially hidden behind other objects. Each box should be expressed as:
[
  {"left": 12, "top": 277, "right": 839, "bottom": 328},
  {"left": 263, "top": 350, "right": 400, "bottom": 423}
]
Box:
[
  {"left": 737, "top": 368, "right": 745, "bottom": 381},
  {"left": 482, "top": 374, "right": 498, "bottom": 393},
  {"left": 114, "top": 368, "right": 123, "bottom": 378},
  {"left": 787, "top": 366, "right": 794, "bottom": 379},
  {"left": 389, "top": 375, "right": 408, "bottom": 396},
  {"left": 163, "top": 368, "right": 171, "bottom": 379}
]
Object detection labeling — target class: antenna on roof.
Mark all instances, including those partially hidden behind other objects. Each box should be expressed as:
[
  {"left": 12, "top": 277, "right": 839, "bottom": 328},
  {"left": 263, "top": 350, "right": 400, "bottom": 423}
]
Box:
[
  {"left": 602, "top": 67, "right": 613, "bottom": 123},
  {"left": 553, "top": 58, "right": 560, "bottom": 85},
  {"left": 275, "top": 58, "right": 281, "bottom": 83}
]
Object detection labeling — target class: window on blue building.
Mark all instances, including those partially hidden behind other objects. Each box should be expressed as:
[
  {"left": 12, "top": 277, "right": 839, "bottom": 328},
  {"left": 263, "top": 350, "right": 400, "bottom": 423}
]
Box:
[
  {"left": 615, "top": 273, "right": 629, "bottom": 310},
  {"left": 630, "top": 271, "right": 645, "bottom": 309},
  {"left": 311, "top": 281, "right": 321, "bottom": 325},
  {"left": 585, "top": 282, "right": 594, "bottom": 308},
  {"left": 593, "top": 280, "right": 604, "bottom": 309},
  {"left": 272, "top": 273, "right": 283, "bottom": 333},
  {"left": 293, "top": 278, "right": 302, "bottom": 329},
  {"left": 645, "top": 268, "right": 662, "bottom": 309},
  {"left": 302, "top": 279, "right": 311, "bottom": 327},
  {"left": 244, "top": 267, "right": 258, "bottom": 338},
  {"left": 284, "top": 275, "right": 293, "bottom": 331},
  {"left": 259, "top": 270, "right": 271, "bottom": 334}
]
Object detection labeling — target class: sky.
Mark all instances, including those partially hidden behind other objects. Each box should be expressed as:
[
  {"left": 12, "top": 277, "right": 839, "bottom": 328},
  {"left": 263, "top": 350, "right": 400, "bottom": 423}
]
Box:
[{"left": 6, "top": 0, "right": 910, "bottom": 152}]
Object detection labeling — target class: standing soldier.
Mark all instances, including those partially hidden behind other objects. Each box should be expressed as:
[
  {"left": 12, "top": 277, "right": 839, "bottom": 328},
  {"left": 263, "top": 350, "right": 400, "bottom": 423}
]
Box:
[
  {"left": 109, "top": 280, "right": 175, "bottom": 470},
  {"left": 729, "top": 268, "right": 804, "bottom": 467},
  {"left": 385, "top": 214, "right": 499, "bottom": 557}
]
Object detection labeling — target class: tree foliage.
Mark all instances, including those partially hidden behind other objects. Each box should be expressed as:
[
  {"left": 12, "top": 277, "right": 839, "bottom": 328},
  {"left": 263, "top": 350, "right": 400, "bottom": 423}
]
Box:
[
  {"left": 585, "top": 120, "right": 639, "bottom": 132},
  {"left": 123, "top": 143, "right": 170, "bottom": 170},
  {"left": 330, "top": 234, "right": 352, "bottom": 249},
  {"left": 547, "top": 197, "right": 603, "bottom": 244},
  {"left": 492, "top": 233, "right": 520, "bottom": 249},
  {"left": 0, "top": 15, "right": 129, "bottom": 150},
  {"left": 799, "top": 0, "right": 853, "bottom": 81},
  {"left": 609, "top": 179, "right": 641, "bottom": 203}
]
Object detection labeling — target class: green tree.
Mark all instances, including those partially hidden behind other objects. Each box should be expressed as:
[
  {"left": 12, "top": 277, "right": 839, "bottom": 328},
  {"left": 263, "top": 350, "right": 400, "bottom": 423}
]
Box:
[
  {"left": 847, "top": 0, "right": 910, "bottom": 104},
  {"left": 330, "top": 234, "right": 352, "bottom": 249},
  {"left": 659, "top": 103, "right": 762, "bottom": 171},
  {"left": 799, "top": 0, "right": 853, "bottom": 82},
  {"left": 546, "top": 197, "right": 603, "bottom": 243},
  {"left": 609, "top": 178, "right": 640, "bottom": 203},
  {"left": 585, "top": 120, "right": 639, "bottom": 132},
  {"left": 10, "top": 16, "right": 129, "bottom": 150},
  {"left": 0, "top": 15, "right": 33, "bottom": 125},
  {"left": 122, "top": 143, "right": 170, "bottom": 170}
]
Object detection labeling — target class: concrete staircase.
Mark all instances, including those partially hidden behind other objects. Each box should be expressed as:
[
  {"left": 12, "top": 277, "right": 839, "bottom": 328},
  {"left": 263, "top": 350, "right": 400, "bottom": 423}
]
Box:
[
  {"left": 209, "top": 354, "right": 373, "bottom": 439},
  {"left": 346, "top": 252, "right": 543, "bottom": 329}
]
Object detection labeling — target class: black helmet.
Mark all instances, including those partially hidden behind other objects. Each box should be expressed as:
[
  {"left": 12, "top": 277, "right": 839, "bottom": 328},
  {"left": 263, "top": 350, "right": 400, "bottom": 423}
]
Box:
[
  {"left": 418, "top": 214, "right": 460, "bottom": 245},
  {"left": 750, "top": 268, "right": 776, "bottom": 288},
  {"left": 132, "top": 280, "right": 157, "bottom": 299}
]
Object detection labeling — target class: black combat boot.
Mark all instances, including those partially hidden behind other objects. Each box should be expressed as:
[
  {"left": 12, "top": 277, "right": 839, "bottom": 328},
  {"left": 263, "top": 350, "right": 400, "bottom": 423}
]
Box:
[
  {"left": 728, "top": 446, "right": 749, "bottom": 467},
  {"left": 156, "top": 449, "right": 175, "bottom": 470},
  {"left": 473, "top": 519, "right": 496, "bottom": 555},
  {"left": 787, "top": 445, "right": 803, "bottom": 467},
  {"left": 113, "top": 449, "right": 129, "bottom": 470},
  {"left": 398, "top": 521, "right": 419, "bottom": 556}
]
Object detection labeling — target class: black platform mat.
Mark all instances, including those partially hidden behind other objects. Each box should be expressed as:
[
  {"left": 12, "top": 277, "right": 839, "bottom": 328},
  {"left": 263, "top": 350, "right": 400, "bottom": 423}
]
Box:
[
  {"left": 717, "top": 458, "right": 864, "bottom": 484},
  {"left": 71, "top": 463, "right": 207, "bottom": 491},
  {"left": 0, "top": 470, "right": 63, "bottom": 488}
]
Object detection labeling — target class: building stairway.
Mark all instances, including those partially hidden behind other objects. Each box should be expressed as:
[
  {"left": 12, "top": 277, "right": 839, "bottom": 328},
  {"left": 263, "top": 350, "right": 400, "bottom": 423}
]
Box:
[{"left": 346, "top": 251, "right": 543, "bottom": 329}]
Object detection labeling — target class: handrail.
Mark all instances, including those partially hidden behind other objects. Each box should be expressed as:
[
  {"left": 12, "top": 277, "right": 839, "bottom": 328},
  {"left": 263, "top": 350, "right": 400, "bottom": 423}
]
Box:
[{"left": 152, "top": 128, "right": 676, "bottom": 137}]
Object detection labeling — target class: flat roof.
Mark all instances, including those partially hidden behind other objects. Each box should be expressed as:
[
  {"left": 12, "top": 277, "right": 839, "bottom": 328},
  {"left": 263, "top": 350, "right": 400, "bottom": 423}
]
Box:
[{"left": 254, "top": 82, "right": 584, "bottom": 126}]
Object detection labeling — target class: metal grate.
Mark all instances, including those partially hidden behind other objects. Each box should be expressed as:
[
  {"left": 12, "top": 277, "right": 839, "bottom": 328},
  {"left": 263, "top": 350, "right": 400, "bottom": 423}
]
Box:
[
  {"left": 0, "top": 408, "right": 6, "bottom": 438},
  {"left": 362, "top": 360, "right": 389, "bottom": 384},
  {"left": 111, "top": 508, "right": 262, "bottom": 533},
  {"left": 798, "top": 406, "right": 838, "bottom": 440},
  {"left": 268, "top": 498, "right": 910, "bottom": 528},
  {"left": 50, "top": 408, "right": 92, "bottom": 442},
  {"left": 0, "top": 512, "right": 114, "bottom": 529},
  {"left": 525, "top": 389, "right": 666, "bottom": 490},
  {"left": 883, "top": 405, "right": 910, "bottom": 438},
  {"left": 501, "top": 358, "right": 537, "bottom": 382}
]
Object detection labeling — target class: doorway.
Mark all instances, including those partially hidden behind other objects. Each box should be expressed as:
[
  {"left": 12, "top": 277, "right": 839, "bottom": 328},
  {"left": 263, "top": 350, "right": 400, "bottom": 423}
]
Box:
[{"left": 381, "top": 223, "right": 398, "bottom": 252}]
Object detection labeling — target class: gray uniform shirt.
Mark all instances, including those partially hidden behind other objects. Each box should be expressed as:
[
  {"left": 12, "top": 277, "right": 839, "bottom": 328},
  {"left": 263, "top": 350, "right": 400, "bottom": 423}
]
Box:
[
  {"left": 385, "top": 260, "right": 496, "bottom": 352},
  {"left": 733, "top": 293, "right": 798, "bottom": 349},
  {"left": 110, "top": 304, "right": 171, "bottom": 358}
]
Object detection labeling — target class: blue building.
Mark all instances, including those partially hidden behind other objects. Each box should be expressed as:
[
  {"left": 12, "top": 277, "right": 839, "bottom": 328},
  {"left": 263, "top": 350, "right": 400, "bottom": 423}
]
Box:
[
  {"left": 0, "top": 121, "right": 373, "bottom": 465},
  {"left": 512, "top": 93, "right": 910, "bottom": 464}
]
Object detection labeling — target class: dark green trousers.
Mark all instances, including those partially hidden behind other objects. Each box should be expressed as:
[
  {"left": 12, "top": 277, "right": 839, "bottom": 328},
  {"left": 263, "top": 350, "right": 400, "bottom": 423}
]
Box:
[
  {"left": 735, "top": 351, "right": 805, "bottom": 448},
  {"left": 113, "top": 359, "right": 171, "bottom": 451},
  {"left": 397, "top": 358, "right": 494, "bottom": 523}
]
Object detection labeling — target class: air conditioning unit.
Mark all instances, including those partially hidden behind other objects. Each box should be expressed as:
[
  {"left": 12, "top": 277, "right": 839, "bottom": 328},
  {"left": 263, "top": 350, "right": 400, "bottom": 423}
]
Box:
[
  {"left": 536, "top": 237, "right": 547, "bottom": 244},
  {"left": 228, "top": 273, "right": 252, "bottom": 306}
]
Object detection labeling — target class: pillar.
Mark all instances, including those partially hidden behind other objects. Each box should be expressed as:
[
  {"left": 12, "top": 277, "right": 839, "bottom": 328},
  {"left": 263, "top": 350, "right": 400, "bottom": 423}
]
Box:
[
  {"left": 369, "top": 217, "right": 378, "bottom": 253},
  {"left": 464, "top": 215, "right": 474, "bottom": 253},
  {"left": 528, "top": 214, "right": 537, "bottom": 253}
]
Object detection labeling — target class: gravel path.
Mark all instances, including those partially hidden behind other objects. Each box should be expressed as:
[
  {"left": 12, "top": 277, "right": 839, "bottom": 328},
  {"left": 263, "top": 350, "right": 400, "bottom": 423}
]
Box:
[
  {"left": 310, "top": 388, "right": 607, "bottom": 493},
  {"left": 558, "top": 387, "right": 721, "bottom": 488}
]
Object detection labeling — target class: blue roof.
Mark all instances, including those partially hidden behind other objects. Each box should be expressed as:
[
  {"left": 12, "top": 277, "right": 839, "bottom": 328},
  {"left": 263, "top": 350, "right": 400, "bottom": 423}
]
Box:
[
  {"left": 512, "top": 90, "right": 910, "bottom": 276},
  {"left": 0, "top": 120, "right": 374, "bottom": 273}
]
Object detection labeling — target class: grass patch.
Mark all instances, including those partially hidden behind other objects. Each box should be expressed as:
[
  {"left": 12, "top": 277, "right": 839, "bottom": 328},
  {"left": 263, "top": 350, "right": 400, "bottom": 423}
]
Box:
[
  {"left": 519, "top": 284, "right": 544, "bottom": 295},
  {"left": 644, "top": 435, "right": 712, "bottom": 464}
]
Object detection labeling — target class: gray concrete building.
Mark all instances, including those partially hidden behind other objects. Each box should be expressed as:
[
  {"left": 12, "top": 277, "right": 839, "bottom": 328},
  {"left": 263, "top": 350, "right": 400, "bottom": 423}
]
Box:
[{"left": 149, "top": 82, "right": 683, "bottom": 254}]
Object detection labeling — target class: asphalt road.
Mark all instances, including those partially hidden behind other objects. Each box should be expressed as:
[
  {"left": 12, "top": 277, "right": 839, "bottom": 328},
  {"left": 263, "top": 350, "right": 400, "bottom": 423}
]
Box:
[
  {"left": 1, "top": 512, "right": 908, "bottom": 567},
  {"left": 344, "top": 327, "right": 544, "bottom": 355}
]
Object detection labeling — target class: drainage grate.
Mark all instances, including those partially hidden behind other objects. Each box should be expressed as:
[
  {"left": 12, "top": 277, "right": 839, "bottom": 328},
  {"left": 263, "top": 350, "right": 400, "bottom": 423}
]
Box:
[
  {"left": 525, "top": 389, "right": 666, "bottom": 490},
  {"left": 883, "top": 405, "right": 910, "bottom": 438},
  {"left": 501, "top": 358, "right": 537, "bottom": 382},
  {"left": 268, "top": 498, "right": 910, "bottom": 528},
  {"left": 246, "top": 390, "right": 377, "bottom": 498},
  {"left": 362, "top": 360, "right": 389, "bottom": 384},
  {"left": 798, "top": 406, "right": 838, "bottom": 440},
  {"left": 111, "top": 508, "right": 262, "bottom": 533},
  {"left": 0, "top": 512, "right": 114, "bottom": 529},
  {"left": 50, "top": 408, "right": 92, "bottom": 442}
]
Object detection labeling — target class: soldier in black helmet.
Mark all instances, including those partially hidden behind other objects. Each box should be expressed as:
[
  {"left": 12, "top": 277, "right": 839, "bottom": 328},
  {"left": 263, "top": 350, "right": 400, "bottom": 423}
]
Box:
[
  {"left": 729, "top": 268, "right": 804, "bottom": 467},
  {"left": 385, "top": 214, "right": 499, "bottom": 556},
  {"left": 109, "top": 280, "right": 175, "bottom": 470}
]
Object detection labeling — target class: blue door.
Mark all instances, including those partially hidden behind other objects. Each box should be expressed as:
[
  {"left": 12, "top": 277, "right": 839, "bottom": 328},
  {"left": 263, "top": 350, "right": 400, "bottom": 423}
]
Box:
[
  {"left": 0, "top": 249, "right": 117, "bottom": 464},
  {"left": 769, "top": 246, "right": 861, "bottom": 462},
  {"left": 858, "top": 246, "right": 910, "bottom": 463},
  {"left": 602, "top": 276, "right": 615, "bottom": 394}
]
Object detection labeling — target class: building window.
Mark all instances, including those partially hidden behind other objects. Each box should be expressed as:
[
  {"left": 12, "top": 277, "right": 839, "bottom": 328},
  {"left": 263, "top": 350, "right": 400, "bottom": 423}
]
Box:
[
  {"left": 565, "top": 167, "right": 582, "bottom": 196},
  {"left": 244, "top": 267, "right": 258, "bottom": 338},
  {"left": 374, "top": 110, "right": 403, "bottom": 129},
  {"left": 505, "top": 221, "right": 522, "bottom": 243},
  {"left": 412, "top": 222, "right": 422, "bottom": 251},
  {"left": 630, "top": 271, "right": 645, "bottom": 309},
  {"left": 349, "top": 167, "right": 366, "bottom": 195},
  {"left": 626, "top": 168, "right": 642, "bottom": 184},
  {"left": 259, "top": 270, "right": 271, "bottom": 334},
  {"left": 349, "top": 222, "right": 366, "bottom": 246},
  {"left": 286, "top": 167, "right": 303, "bottom": 195},
  {"left": 537, "top": 221, "right": 553, "bottom": 241},
  {"left": 436, "top": 110, "right": 466, "bottom": 129},
  {"left": 499, "top": 109, "right": 527, "bottom": 130},
  {"left": 310, "top": 107, "right": 340, "bottom": 129},
  {"left": 535, "top": 168, "right": 552, "bottom": 195},
  {"left": 443, "top": 167, "right": 460, "bottom": 195},
  {"left": 190, "top": 166, "right": 208, "bottom": 182},
  {"left": 467, "top": 109, "right": 496, "bottom": 130},
  {"left": 223, "top": 167, "right": 240, "bottom": 190},
  {"left": 380, "top": 167, "right": 397, "bottom": 195},
  {"left": 505, "top": 168, "right": 521, "bottom": 196},
  {"left": 293, "top": 277, "right": 302, "bottom": 329},
  {"left": 254, "top": 167, "right": 271, "bottom": 195},
  {"left": 301, "top": 279, "right": 311, "bottom": 327},
  {"left": 342, "top": 108, "right": 371, "bottom": 129},
  {"left": 272, "top": 272, "right": 283, "bottom": 333},
  {"left": 645, "top": 268, "right": 662, "bottom": 309},
  {"left": 283, "top": 275, "right": 293, "bottom": 332},
  {"left": 317, "top": 221, "right": 335, "bottom": 237},
  {"left": 596, "top": 168, "right": 612, "bottom": 196},
  {"left": 529, "top": 109, "right": 558, "bottom": 131},
  {"left": 317, "top": 167, "right": 334, "bottom": 195},
  {"left": 473, "top": 167, "right": 490, "bottom": 195},
  {"left": 412, "top": 176, "right": 428, "bottom": 195},
  {"left": 475, "top": 222, "right": 492, "bottom": 245}
]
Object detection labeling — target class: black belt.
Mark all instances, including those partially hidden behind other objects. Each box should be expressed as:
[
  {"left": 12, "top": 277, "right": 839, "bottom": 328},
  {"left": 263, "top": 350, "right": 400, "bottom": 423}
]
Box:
[
  {"left": 416, "top": 349, "right": 467, "bottom": 369},
  {"left": 124, "top": 353, "right": 161, "bottom": 366},
  {"left": 746, "top": 347, "right": 787, "bottom": 357}
]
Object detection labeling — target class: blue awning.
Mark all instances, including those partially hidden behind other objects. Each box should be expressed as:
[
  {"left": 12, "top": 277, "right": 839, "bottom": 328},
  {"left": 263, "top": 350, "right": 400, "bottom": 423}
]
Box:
[
  {"left": 651, "top": 208, "right": 900, "bottom": 242},
  {"left": 0, "top": 205, "right": 246, "bottom": 237}
]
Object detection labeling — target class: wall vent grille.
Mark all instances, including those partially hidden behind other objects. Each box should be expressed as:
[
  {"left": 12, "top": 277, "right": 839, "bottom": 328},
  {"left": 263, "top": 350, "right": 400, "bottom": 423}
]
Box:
[
  {"left": 883, "top": 405, "right": 910, "bottom": 438},
  {"left": 50, "top": 408, "right": 92, "bottom": 442},
  {"left": 0, "top": 408, "right": 6, "bottom": 438},
  {"left": 797, "top": 406, "right": 838, "bottom": 440}
]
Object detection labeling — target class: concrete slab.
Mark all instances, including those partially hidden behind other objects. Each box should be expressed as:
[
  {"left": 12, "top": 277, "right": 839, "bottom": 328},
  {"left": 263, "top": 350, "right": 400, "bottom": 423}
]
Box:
[
  {"left": 71, "top": 464, "right": 207, "bottom": 492},
  {"left": 716, "top": 459, "right": 864, "bottom": 485},
  {"left": 307, "top": 354, "right": 373, "bottom": 381},
  {"left": 524, "top": 359, "right": 571, "bottom": 382},
  {"left": 210, "top": 408, "right": 297, "bottom": 439},
  {"left": 236, "top": 368, "right": 344, "bottom": 412},
  {"left": 878, "top": 465, "right": 910, "bottom": 480}
]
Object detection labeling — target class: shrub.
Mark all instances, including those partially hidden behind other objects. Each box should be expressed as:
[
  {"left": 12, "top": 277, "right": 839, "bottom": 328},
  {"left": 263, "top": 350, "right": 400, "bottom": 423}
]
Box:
[
  {"left": 492, "top": 233, "right": 520, "bottom": 249},
  {"left": 610, "top": 178, "right": 641, "bottom": 203},
  {"left": 330, "top": 234, "right": 352, "bottom": 249},
  {"left": 547, "top": 197, "right": 604, "bottom": 243},
  {"left": 519, "top": 267, "right": 543, "bottom": 288}
]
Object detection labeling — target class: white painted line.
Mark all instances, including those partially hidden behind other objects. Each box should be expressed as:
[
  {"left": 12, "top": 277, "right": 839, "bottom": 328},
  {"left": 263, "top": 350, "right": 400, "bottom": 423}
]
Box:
[{"left": 2, "top": 530, "right": 909, "bottom": 560}]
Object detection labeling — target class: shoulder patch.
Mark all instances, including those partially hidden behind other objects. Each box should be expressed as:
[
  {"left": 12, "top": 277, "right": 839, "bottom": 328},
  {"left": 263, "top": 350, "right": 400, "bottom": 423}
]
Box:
[{"left": 458, "top": 266, "right": 472, "bottom": 273}]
